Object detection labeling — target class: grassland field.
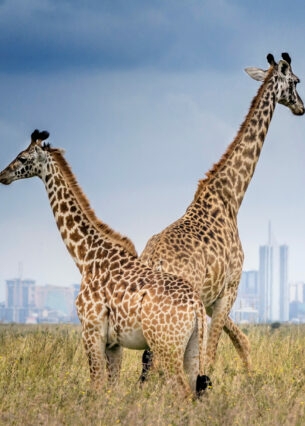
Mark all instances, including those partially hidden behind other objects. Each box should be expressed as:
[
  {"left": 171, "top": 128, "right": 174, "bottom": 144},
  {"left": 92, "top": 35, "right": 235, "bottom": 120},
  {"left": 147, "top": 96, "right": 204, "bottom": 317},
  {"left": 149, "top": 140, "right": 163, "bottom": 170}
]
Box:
[{"left": 0, "top": 323, "right": 304, "bottom": 425}]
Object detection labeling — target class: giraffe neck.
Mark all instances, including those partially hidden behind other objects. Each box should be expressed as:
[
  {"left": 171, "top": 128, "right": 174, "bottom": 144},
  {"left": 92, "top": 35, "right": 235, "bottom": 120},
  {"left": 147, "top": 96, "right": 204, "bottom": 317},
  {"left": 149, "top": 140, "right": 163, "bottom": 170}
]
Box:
[
  {"left": 196, "top": 67, "right": 277, "bottom": 217},
  {"left": 40, "top": 147, "right": 137, "bottom": 274}
]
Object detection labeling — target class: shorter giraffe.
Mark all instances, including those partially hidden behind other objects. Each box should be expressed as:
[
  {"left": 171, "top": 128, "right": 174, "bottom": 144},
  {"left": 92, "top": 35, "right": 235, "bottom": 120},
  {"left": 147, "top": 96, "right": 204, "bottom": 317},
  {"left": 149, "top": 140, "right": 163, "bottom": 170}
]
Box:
[{"left": 0, "top": 130, "right": 211, "bottom": 397}]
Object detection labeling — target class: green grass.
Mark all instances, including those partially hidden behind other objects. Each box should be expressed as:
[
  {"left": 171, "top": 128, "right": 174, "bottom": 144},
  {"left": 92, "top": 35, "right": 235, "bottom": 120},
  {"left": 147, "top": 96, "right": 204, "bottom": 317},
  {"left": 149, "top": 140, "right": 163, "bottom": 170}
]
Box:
[{"left": 0, "top": 324, "right": 304, "bottom": 425}]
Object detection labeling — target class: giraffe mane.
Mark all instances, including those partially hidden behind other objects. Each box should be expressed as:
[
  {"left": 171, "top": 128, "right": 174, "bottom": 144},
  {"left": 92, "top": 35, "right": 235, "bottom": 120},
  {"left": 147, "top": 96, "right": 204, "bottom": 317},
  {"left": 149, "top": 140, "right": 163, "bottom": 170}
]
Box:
[
  {"left": 194, "top": 65, "right": 275, "bottom": 201},
  {"left": 45, "top": 145, "right": 138, "bottom": 257}
]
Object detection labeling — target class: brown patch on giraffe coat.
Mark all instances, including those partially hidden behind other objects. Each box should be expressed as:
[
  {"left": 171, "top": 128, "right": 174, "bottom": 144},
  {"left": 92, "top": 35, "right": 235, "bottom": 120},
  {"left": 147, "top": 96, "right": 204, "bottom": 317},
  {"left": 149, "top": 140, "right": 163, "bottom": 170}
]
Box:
[
  {"left": 54, "top": 176, "right": 61, "bottom": 187},
  {"left": 77, "top": 242, "right": 86, "bottom": 259},
  {"left": 60, "top": 201, "right": 69, "bottom": 214},
  {"left": 110, "top": 261, "right": 120, "bottom": 272},
  {"left": 244, "top": 130, "right": 257, "bottom": 142},
  {"left": 57, "top": 188, "right": 63, "bottom": 200},
  {"left": 70, "top": 229, "right": 82, "bottom": 242},
  {"left": 87, "top": 301, "right": 93, "bottom": 312},
  {"left": 258, "top": 131, "right": 265, "bottom": 142},
  {"left": 57, "top": 216, "right": 64, "bottom": 229},
  {"left": 65, "top": 215, "right": 74, "bottom": 230},
  {"left": 86, "top": 249, "right": 96, "bottom": 261},
  {"left": 95, "top": 303, "right": 103, "bottom": 315}
]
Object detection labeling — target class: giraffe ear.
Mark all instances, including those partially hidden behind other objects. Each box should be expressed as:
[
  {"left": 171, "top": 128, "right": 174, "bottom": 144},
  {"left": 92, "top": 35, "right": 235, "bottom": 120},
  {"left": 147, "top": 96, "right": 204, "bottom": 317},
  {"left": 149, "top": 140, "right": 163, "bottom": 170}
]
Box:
[
  {"left": 244, "top": 67, "right": 268, "bottom": 82},
  {"left": 39, "top": 131, "right": 50, "bottom": 141},
  {"left": 31, "top": 129, "right": 40, "bottom": 142},
  {"left": 31, "top": 129, "right": 50, "bottom": 142}
]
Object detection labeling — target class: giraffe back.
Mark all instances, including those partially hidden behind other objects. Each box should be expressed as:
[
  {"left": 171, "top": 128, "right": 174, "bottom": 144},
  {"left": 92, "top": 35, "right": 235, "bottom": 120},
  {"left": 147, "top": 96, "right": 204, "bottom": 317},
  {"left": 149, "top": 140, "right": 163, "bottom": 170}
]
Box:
[{"left": 141, "top": 184, "right": 244, "bottom": 306}]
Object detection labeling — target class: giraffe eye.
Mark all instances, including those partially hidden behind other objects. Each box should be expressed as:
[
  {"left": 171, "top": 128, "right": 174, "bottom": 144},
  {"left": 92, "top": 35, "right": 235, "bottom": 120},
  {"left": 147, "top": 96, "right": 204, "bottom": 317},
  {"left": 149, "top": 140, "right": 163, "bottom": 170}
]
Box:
[{"left": 18, "top": 156, "right": 27, "bottom": 164}]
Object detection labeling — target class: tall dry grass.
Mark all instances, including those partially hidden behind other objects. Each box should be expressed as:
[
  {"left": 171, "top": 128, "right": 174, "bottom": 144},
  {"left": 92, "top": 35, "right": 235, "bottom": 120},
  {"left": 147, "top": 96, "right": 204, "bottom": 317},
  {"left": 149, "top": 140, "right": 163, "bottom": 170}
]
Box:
[{"left": 0, "top": 323, "right": 304, "bottom": 425}]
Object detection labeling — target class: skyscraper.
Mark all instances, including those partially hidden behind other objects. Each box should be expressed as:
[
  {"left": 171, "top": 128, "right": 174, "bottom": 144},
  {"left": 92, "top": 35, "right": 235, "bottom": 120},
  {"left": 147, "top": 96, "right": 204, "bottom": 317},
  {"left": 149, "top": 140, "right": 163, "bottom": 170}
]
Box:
[
  {"left": 5, "top": 278, "right": 36, "bottom": 323},
  {"left": 279, "top": 245, "right": 289, "bottom": 321},
  {"left": 258, "top": 223, "right": 289, "bottom": 322}
]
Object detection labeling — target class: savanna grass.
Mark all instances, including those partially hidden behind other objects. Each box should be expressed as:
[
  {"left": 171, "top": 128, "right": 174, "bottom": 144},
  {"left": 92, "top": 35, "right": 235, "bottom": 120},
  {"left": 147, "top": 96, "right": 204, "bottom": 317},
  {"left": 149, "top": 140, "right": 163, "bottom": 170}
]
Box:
[{"left": 0, "top": 323, "right": 304, "bottom": 425}]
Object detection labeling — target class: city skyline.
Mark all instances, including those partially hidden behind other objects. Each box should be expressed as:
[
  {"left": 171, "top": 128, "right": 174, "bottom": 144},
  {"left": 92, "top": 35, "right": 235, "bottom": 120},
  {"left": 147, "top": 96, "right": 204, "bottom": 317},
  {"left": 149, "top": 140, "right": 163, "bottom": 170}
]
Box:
[
  {"left": 2, "top": 231, "right": 302, "bottom": 324},
  {"left": 233, "top": 226, "right": 301, "bottom": 323},
  {"left": 0, "top": 221, "right": 302, "bottom": 304},
  {"left": 0, "top": 278, "right": 79, "bottom": 324}
]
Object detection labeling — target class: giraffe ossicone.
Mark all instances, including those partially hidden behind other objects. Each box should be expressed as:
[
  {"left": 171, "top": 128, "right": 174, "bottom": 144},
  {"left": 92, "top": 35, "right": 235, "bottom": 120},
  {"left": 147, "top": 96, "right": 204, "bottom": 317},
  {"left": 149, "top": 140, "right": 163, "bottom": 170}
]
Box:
[
  {"left": 0, "top": 130, "right": 211, "bottom": 398},
  {"left": 140, "top": 52, "right": 304, "bottom": 377}
]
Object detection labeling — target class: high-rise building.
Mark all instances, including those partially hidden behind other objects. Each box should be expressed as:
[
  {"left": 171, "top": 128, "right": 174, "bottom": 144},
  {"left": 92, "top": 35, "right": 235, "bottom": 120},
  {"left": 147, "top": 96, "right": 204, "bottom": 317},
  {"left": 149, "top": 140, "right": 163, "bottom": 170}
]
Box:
[
  {"left": 35, "top": 284, "right": 74, "bottom": 315},
  {"left": 279, "top": 245, "right": 289, "bottom": 321},
  {"left": 290, "top": 281, "right": 305, "bottom": 303},
  {"left": 5, "top": 278, "right": 36, "bottom": 323},
  {"left": 258, "top": 224, "right": 289, "bottom": 322},
  {"left": 289, "top": 281, "right": 305, "bottom": 322},
  {"left": 34, "top": 283, "right": 80, "bottom": 323},
  {"left": 0, "top": 277, "right": 80, "bottom": 323}
]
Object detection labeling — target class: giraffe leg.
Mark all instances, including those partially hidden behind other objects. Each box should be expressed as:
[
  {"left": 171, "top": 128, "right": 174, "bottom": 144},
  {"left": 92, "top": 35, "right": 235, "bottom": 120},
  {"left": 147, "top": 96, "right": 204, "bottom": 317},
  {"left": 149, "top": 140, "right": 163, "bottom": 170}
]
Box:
[
  {"left": 223, "top": 316, "right": 252, "bottom": 371},
  {"left": 81, "top": 325, "right": 107, "bottom": 389},
  {"left": 141, "top": 309, "right": 192, "bottom": 397},
  {"left": 140, "top": 305, "right": 251, "bottom": 384},
  {"left": 184, "top": 313, "right": 212, "bottom": 397},
  {"left": 205, "top": 296, "right": 233, "bottom": 373},
  {"left": 183, "top": 322, "right": 200, "bottom": 392},
  {"left": 105, "top": 344, "right": 123, "bottom": 386},
  {"left": 139, "top": 349, "right": 153, "bottom": 385},
  {"left": 156, "top": 349, "right": 192, "bottom": 399},
  {"left": 206, "top": 301, "right": 252, "bottom": 371},
  {"left": 142, "top": 339, "right": 192, "bottom": 397}
]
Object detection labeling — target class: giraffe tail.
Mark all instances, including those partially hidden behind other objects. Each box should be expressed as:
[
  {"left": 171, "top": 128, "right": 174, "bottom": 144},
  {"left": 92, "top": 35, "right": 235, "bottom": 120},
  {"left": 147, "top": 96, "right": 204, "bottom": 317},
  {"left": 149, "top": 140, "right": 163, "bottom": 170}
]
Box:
[{"left": 195, "top": 298, "right": 212, "bottom": 397}]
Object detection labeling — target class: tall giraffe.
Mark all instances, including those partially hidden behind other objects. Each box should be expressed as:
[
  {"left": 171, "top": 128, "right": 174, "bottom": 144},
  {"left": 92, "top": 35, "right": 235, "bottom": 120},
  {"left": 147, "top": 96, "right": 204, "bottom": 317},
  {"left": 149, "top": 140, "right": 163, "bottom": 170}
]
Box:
[
  {"left": 140, "top": 53, "right": 304, "bottom": 377},
  {"left": 0, "top": 129, "right": 211, "bottom": 397}
]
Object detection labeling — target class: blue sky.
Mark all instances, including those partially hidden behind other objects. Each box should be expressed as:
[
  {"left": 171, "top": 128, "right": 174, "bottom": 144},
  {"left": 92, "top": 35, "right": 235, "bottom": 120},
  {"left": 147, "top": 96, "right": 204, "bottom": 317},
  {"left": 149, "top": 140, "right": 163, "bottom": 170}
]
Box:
[{"left": 1, "top": 0, "right": 305, "bottom": 300}]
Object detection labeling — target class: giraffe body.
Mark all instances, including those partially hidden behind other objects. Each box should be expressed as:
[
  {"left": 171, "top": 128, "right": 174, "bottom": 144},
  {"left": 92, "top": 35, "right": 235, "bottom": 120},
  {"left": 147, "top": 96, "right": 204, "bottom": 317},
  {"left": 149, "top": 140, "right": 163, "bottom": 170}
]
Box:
[
  {"left": 140, "top": 53, "right": 304, "bottom": 373},
  {"left": 0, "top": 130, "right": 209, "bottom": 397}
]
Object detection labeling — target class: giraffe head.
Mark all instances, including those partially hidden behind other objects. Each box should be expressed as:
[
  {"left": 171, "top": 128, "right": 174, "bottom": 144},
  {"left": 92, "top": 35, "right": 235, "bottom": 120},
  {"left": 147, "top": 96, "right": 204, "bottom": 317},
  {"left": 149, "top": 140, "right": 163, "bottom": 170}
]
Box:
[
  {"left": 245, "top": 53, "right": 304, "bottom": 116},
  {"left": 0, "top": 129, "right": 50, "bottom": 185}
]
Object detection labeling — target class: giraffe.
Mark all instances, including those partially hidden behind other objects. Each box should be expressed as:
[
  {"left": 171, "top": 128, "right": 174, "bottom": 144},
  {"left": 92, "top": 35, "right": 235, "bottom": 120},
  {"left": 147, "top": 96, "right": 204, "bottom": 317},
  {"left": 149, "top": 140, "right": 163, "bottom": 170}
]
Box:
[
  {"left": 0, "top": 129, "right": 211, "bottom": 398},
  {"left": 139, "top": 53, "right": 304, "bottom": 378}
]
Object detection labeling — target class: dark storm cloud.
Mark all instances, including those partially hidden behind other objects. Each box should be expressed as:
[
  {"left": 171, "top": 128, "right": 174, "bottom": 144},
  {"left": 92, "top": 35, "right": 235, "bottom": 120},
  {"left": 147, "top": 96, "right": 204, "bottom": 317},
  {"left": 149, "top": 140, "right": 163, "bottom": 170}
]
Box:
[
  {"left": 0, "top": 0, "right": 249, "bottom": 73},
  {"left": 1, "top": 0, "right": 305, "bottom": 74}
]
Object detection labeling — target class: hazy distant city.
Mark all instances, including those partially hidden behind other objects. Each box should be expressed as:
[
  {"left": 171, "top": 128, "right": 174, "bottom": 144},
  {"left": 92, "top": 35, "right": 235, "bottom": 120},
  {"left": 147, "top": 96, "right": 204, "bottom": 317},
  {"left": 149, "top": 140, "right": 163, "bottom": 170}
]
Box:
[
  {"left": 1, "top": 224, "right": 304, "bottom": 325},
  {"left": 0, "top": 280, "right": 80, "bottom": 324},
  {"left": 232, "top": 224, "right": 305, "bottom": 324}
]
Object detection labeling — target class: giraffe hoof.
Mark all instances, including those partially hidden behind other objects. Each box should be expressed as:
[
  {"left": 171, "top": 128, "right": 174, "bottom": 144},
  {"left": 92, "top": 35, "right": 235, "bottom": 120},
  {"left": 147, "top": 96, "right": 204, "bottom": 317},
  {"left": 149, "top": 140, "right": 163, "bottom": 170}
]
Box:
[{"left": 196, "top": 374, "right": 212, "bottom": 397}]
